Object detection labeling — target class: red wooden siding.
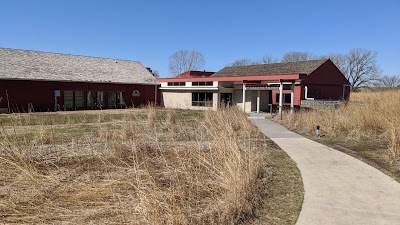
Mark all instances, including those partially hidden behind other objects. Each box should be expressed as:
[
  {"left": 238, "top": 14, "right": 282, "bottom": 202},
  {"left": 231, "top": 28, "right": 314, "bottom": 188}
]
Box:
[
  {"left": 0, "top": 80, "right": 159, "bottom": 112},
  {"left": 303, "top": 60, "right": 350, "bottom": 100}
]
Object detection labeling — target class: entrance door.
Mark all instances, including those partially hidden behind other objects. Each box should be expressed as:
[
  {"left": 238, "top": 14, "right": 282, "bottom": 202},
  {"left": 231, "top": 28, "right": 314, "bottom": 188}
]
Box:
[{"left": 220, "top": 93, "right": 233, "bottom": 107}]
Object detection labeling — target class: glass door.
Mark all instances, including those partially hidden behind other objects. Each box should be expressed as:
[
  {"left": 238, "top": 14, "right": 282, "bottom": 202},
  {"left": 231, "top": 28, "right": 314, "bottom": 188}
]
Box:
[{"left": 220, "top": 93, "right": 233, "bottom": 107}]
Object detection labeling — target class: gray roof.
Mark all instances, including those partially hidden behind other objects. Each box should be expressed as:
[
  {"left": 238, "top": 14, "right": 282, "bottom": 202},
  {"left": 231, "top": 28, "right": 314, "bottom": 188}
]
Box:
[
  {"left": 0, "top": 48, "right": 158, "bottom": 84},
  {"left": 212, "top": 59, "right": 328, "bottom": 77}
]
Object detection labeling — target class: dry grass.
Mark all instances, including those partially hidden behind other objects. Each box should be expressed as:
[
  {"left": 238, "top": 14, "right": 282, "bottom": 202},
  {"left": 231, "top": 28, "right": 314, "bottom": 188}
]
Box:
[
  {"left": 0, "top": 107, "right": 303, "bottom": 224},
  {"left": 278, "top": 88, "right": 400, "bottom": 181}
]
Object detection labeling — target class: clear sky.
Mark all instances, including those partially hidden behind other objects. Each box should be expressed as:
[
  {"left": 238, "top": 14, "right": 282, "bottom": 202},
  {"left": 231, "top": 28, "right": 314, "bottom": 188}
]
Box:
[{"left": 1, "top": 0, "right": 399, "bottom": 77}]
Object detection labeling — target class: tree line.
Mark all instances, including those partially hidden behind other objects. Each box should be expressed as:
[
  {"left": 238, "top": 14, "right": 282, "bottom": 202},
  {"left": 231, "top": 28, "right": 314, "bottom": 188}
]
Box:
[{"left": 167, "top": 49, "right": 399, "bottom": 91}]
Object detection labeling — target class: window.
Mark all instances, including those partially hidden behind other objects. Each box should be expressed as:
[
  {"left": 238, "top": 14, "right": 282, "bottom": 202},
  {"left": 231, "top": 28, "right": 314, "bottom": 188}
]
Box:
[
  {"left": 87, "top": 91, "right": 97, "bottom": 108},
  {"left": 107, "top": 92, "right": 126, "bottom": 108},
  {"left": 167, "top": 82, "right": 185, "bottom": 86},
  {"left": 192, "top": 81, "right": 213, "bottom": 86},
  {"left": 108, "top": 92, "right": 117, "bottom": 108},
  {"left": 64, "top": 91, "right": 74, "bottom": 110},
  {"left": 75, "top": 91, "right": 85, "bottom": 108},
  {"left": 308, "top": 88, "right": 321, "bottom": 95},
  {"left": 117, "top": 92, "right": 125, "bottom": 108},
  {"left": 276, "top": 93, "right": 292, "bottom": 104},
  {"left": 97, "top": 91, "right": 106, "bottom": 108},
  {"left": 63, "top": 91, "right": 126, "bottom": 110},
  {"left": 283, "top": 85, "right": 292, "bottom": 90},
  {"left": 192, "top": 92, "right": 213, "bottom": 106}
]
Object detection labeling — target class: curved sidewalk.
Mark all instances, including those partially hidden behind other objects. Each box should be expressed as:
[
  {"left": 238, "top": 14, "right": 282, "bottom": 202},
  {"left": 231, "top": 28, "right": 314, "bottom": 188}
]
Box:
[{"left": 249, "top": 115, "right": 400, "bottom": 225}]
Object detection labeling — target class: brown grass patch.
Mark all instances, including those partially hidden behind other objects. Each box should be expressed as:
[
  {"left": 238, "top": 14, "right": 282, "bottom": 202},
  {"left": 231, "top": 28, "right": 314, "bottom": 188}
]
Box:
[
  {"left": 0, "top": 107, "right": 303, "bottom": 224},
  {"left": 277, "top": 89, "right": 400, "bottom": 181}
]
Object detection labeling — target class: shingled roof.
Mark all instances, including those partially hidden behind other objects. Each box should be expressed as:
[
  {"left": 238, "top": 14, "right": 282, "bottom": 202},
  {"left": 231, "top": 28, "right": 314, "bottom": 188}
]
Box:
[
  {"left": 212, "top": 59, "right": 329, "bottom": 77},
  {"left": 0, "top": 48, "right": 158, "bottom": 84}
]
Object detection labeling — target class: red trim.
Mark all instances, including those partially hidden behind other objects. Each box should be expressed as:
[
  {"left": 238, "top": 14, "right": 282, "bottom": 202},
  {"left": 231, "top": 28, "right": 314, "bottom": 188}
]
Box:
[{"left": 158, "top": 74, "right": 300, "bottom": 82}]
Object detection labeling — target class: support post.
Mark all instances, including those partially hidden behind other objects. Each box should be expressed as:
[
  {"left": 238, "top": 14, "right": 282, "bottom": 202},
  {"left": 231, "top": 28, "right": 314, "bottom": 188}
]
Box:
[
  {"left": 54, "top": 96, "right": 57, "bottom": 112},
  {"left": 279, "top": 82, "right": 283, "bottom": 119},
  {"left": 290, "top": 83, "right": 295, "bottom": 113},
  {"left": 6, "top": 90, "right": 10, "bottom": 114},
  {"left": 342, "top": 85, "right": 345, "bottom": 100},
  {"left": 305, "top": 86, "right": 308, "bottom": 99},
  {"left": 154, "top": 85, "right": 158, "bottom": 105},
  {"left": 257, "top": 89, "right": 260, "bottom": 113},
  {"left": 242, "top": 82, "right": 246, "bottom": 112},
  {"left": 53, "top": 90, "right": 61, "bottom": 112}
]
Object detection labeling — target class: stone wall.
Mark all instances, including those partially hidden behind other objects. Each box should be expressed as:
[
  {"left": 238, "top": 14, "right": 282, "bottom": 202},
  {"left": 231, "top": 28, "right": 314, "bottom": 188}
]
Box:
[{"left": 300, "top": 100, "right": 343, "bottom": 110}]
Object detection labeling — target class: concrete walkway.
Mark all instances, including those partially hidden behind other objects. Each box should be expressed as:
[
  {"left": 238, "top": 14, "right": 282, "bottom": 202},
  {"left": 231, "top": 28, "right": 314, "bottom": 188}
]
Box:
[{"left": 249, "top": 115, "right": 400, "bottom": 225}]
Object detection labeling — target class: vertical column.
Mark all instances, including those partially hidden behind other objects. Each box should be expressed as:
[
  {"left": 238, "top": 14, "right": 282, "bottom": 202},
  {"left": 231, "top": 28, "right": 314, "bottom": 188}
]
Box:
[
  {"left": 53, "top": 90, "right": 60, "bottom": 112},
  {"left": 342, "top": 85, "right": 345, "bottom": 100},
  {"left": 54, "top": 96, "right": 57, "bottom": 112},
  {"left": 242, "top": 82, "right": 246, "bottom": 112},
  {"left": 154, "top": 85, "right": 158, "bottom": 105},
  {"left": 305, "top": 86, "right": 308, "bottom": 99},
  {"left": 279, "top": 82, "right": 283, "bottom": 119},
  {"left": 291, "top": 83, "right": 295, "bottom": 113},
  {"left": 257, "top": 89, "right": 260, "bottom": 113}
]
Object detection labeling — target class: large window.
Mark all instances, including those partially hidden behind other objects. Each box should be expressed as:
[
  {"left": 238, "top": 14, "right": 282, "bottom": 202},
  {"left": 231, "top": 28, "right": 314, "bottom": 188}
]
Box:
[
  {"left": 167, "top": 82, "right": 185, "bottom": 86},
  {"left": 75, "top": 91, "right": 85, "bottom": 108},
  {"left": 64, "top": 91, "right": 74, "bottom": 110},
  {"left": 64, "top": 90, "right": 125, "bottom": 110},
  {"left": 107, "top": 92, "right": 125, "bottom": 108},
  {"left": 192, "top": 92, "right": 213, "bottom": 106},
  {"left": 276, "top": 93, "right": 292, "bottom": 104},
  {"left": 87, "top": 91, "right": 97, "bottom": 108},
  {"left": 97, "top": 91, "right": 106, "bottom": 108},
  {"left": 192, "top": 81, "right": 213, "bottom": 86}
]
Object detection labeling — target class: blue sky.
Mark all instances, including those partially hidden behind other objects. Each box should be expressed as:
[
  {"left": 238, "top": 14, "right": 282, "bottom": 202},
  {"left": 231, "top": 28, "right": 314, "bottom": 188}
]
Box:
[{"left": 1, "top": 0, "right": 399, "bottom": 77}]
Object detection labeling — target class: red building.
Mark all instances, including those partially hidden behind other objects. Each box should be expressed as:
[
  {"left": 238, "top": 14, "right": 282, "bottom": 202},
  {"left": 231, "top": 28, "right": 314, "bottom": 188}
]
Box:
[
  {"left": 175, "top": 70, "right": 214, "bottom": 78},
  {"left": 159, "top": 59, "right": 351, "bottom": 113},
  {"left": 0, "top": 48, "right": 159, "bottom": 113}
]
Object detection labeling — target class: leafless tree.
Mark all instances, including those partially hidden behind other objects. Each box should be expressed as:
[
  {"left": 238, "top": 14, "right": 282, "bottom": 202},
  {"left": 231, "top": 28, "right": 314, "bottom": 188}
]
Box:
[
  {"left": 229, "top": 58, "right": 254, "bottom": 66},
  {"left": 330, "top": 49, "right": 381, "bottom": 91},
  {"left": 374, "top": 75, "right": 400, "bottom": 88},
  {"left": 259, "top": 54, "right": 279, "bottom": 64},
  {"left": 169, "top": 50, "right": 205, "bottom": 76},
  {"left": 326, "top": 53, "right": 347, "bottom": 71},
  {"left": 146, "top": 67, "right": 160, "bottom": 77},
  {"left": 281, "top": 51, "right": 316, "bottom": 62}
]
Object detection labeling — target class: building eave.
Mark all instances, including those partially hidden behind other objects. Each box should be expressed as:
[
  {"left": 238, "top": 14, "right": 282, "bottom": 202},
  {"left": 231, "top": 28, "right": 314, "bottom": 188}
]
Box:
[{"left": 159, "top": 87, "right": 219, "bottom": 91}]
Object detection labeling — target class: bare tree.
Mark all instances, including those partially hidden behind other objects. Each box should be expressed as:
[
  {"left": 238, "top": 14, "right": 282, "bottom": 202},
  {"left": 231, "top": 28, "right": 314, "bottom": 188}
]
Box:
[
  {"left": 229, "top": 58, "right": 254, "bottom": 66},
  {"left": 146, "top": 67, "right": 160, "bottom": 77},
  {"left": 281, "top": 51, "right": 315, "bottom": 62},
  {"left": 327, "top": 53, "right": 347, "bottom": 72},
  {"left": 259, "top": 54, "right": 279, "bottom": 64},
  {"left": 330, "top": 49, "right": 381, "bottom": 91},
  {"left": 169, "top": 50, "right": 205, "bottom": 76},
  {"left": 374, "top": 75, "right": 400, "bottom": 88}
]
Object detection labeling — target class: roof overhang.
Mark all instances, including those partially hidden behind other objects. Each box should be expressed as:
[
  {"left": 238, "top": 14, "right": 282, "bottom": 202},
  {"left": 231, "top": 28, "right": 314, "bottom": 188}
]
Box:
[
  {"left": 0, "top": 78, "right": 159, "bottom": 85},
  {"left": 159, "top": 87, "right": 218, "bottom": 91}
]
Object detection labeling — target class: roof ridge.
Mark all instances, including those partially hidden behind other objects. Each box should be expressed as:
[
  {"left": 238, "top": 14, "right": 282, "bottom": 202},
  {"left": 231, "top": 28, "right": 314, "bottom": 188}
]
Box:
[
  {"left": 213, "top": 59, "right": 328, "bottom": 77},
  {"left": 0, "top": 47, "right": 140, "bottom": 63},
  {"left": 225, "top": 58, "right": 328, "bottom": 69},
  {"left": 0, "top": 47, "right": 157, "bottom": 84}
]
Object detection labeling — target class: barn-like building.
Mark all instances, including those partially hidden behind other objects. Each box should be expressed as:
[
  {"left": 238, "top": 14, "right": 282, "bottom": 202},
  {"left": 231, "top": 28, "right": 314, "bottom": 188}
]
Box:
[
  {"left": 159, "top": 59, "right": 351, "bottom": 113},
  {"left": 0, "top": 48, "right": 159, "bottom": 113}
]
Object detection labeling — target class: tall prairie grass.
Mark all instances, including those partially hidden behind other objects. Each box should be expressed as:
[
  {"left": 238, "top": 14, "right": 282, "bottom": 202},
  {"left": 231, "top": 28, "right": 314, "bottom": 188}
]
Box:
[
  {"left": 0, "top": 107, "right": 267, "bottom": 224},
  {"left": 281, "top": 89, "right": 400, "bottom": 164}
]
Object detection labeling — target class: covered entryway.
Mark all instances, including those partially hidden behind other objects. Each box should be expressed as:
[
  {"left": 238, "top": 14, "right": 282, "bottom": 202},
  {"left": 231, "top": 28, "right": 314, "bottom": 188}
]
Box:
[{"left": 241, "top": 80, "right": 299, "bottom": 115}]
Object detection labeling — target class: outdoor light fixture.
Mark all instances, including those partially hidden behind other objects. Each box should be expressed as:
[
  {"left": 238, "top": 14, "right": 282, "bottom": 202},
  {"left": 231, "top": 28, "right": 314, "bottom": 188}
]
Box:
[{"left": 316, "top": 125, "right": 321, "bottom": 137}]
